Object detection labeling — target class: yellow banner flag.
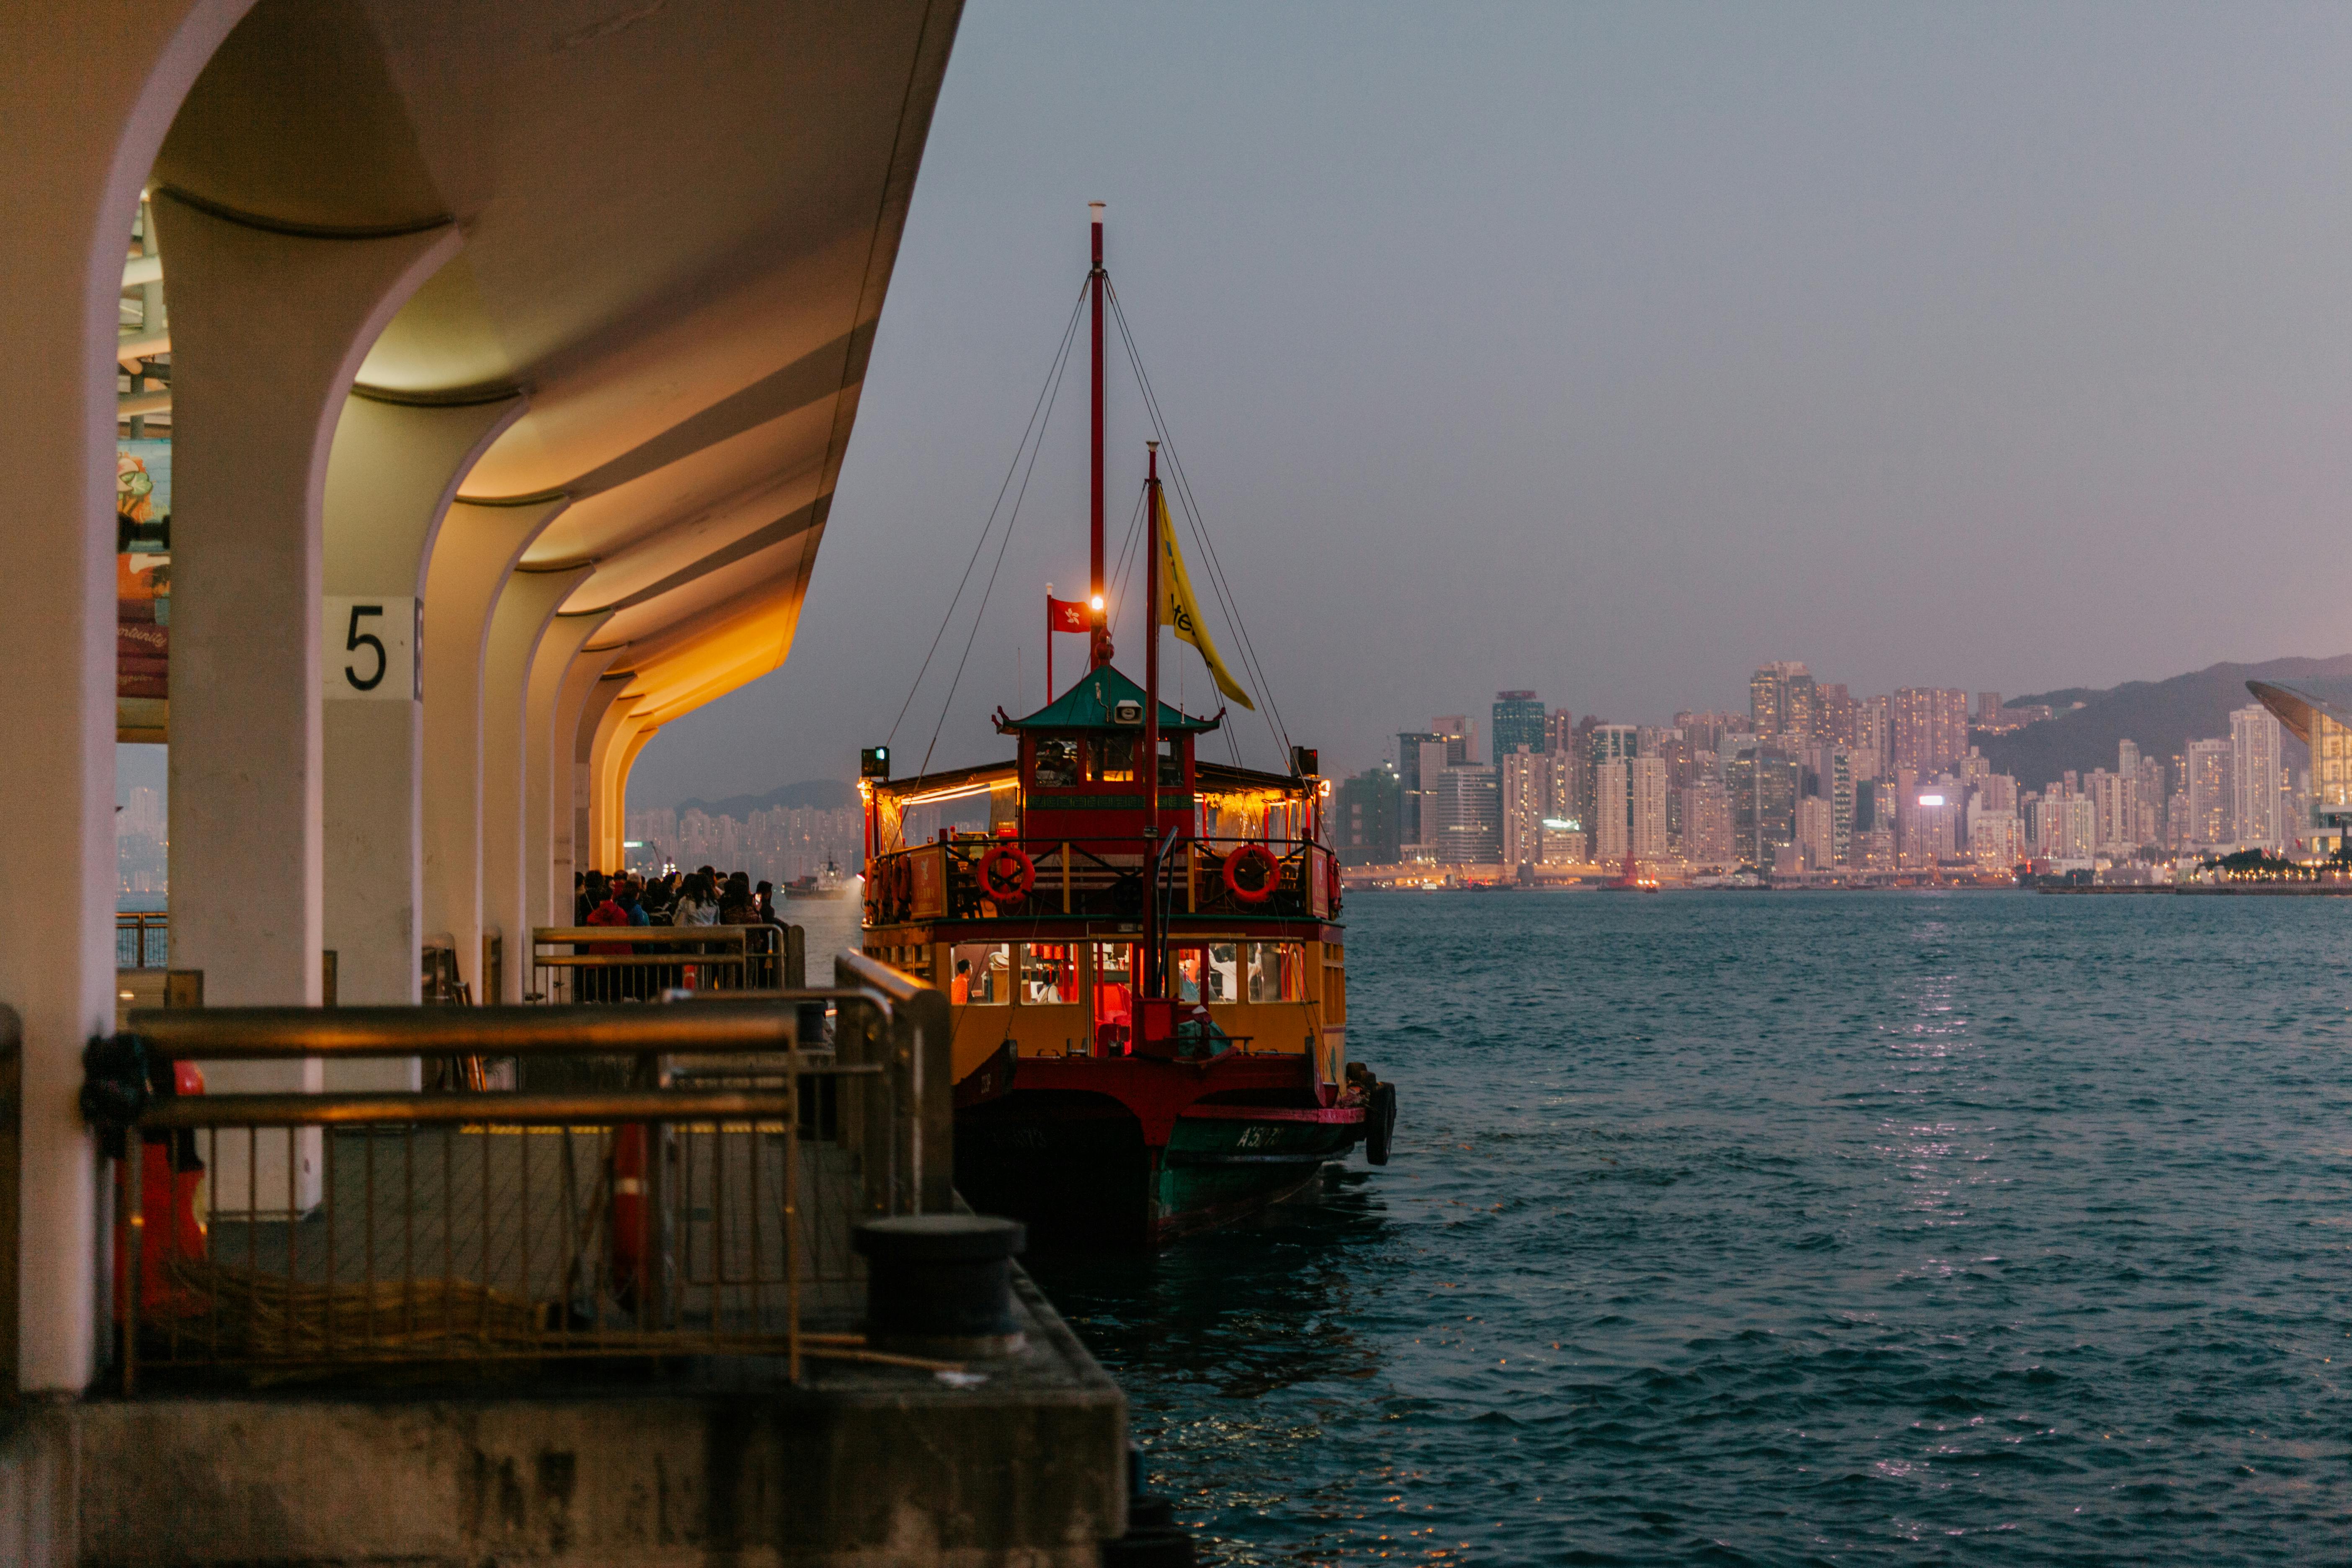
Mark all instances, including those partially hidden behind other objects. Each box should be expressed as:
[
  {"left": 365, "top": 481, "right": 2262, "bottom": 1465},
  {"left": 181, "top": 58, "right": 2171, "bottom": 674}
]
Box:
[{"left": 1155, "top": 487, "right": 1256, "bottom": 712}]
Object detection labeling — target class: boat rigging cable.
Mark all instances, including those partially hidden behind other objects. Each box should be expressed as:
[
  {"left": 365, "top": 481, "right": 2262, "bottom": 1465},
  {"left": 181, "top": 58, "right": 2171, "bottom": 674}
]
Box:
[
  {"left": 885, "top": 279, "right": 1089, "bottom": 769},
  {"left": 1106, "top": 282, "right": 1293, "bottom": 763}
]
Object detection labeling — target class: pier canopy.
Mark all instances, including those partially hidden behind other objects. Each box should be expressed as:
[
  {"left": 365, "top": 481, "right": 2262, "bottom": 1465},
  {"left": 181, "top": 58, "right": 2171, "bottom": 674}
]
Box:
[{"left": 0, "top": 0, "right": 963, "bottom": 1396}]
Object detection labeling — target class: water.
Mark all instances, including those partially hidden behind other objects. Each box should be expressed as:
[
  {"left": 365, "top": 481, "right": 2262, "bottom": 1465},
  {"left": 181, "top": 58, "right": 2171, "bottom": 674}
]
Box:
[{"left": 1025, "top": 890, "right": 2352, "bottom": 1564}]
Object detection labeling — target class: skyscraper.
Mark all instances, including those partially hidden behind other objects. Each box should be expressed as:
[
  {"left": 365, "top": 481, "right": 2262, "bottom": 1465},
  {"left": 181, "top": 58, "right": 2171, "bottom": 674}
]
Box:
[
  {"left": 1750, "top": 661, "right": 1817, "bottom": 743},
  {"left": 1587, "top": 725, "right": 1638, "bottom": 854},
  {"left": 1499, "top": 748, "right": 1552, "bottom": 870},
  {"left": 1594, "top": 760, "right": 1630, "bottom": 862},
  {"left": 1395, "top": 731, "right": 1439, "bottom": 851},
  {"left": 1629, "top": 756, "right": 1669, "bottom": 859},
  {"left": 1855, "top": 695, "right": 1891, "bottom": 780},
  {"left": 1491, "top": 691, "right": 1546, "bottom": 763},
  {"left": 1728, "top": 740, "right": 1799, "bottom": 869},
  {"left": 2229, "top": 705, "right": 2284, "bottom": 848},
  {"left": 1680, "top": 776, "right": 1733, "bottom": 867},
  {"left": 1977, "top": 692, "right": 2003, "bottom": 726},
  {"left": 1828, "top": 747, "right": 1855, "bottom": 865},
  {"left": 1795, "top": 796, "right": 1834, "bottom": 871},
  {"left": 1336, "top": 765, "right": 1401, "bottom": 866},
  {"left": 1431, "top": 717, "right": 1470, "bottom": 767},
  {"left": 1435, "top": 764, "right": 1501, "bottom": 864},
  {"left": 2186, "top": 738, "right": 2233, "bottom": 847},
  {"left": 1893, "top": 688, "right": 1970, "bottom": 777}
]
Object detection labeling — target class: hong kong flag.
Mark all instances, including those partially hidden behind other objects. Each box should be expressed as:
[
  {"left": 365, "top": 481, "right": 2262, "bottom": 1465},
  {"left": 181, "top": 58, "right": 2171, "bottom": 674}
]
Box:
[{"left": 1048, "top": 595, "right": 1091, "bottom": 632}]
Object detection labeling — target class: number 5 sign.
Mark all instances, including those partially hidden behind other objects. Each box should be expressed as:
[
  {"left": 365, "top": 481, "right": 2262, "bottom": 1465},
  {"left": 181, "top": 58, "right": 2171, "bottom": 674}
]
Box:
[{"left": 323, "top": 596, "right": 419, "bottom": 700}]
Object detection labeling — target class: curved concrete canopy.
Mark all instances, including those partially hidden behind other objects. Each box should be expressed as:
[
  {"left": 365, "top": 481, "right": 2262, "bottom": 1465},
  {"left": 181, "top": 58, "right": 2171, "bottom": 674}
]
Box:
[{"left": 154, "top": 0, "right": 962, "bottom": 717}]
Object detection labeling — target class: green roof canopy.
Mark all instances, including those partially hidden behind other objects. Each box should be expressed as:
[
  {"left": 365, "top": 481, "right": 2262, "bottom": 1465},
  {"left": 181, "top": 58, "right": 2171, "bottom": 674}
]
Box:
[{"left": 1001, "top": 665, "right": 1220, "bottom": 734}]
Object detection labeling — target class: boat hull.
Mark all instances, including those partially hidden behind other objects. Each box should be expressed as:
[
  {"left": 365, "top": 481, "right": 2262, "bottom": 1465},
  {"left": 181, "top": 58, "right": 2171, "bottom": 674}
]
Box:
[{"left": 954, "top": 1059, "right": 1367, "bottom": 1248}]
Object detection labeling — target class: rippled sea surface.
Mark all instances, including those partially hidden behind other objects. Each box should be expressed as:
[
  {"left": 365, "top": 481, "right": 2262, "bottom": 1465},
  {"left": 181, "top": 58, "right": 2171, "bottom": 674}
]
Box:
[{"left": 1023, "top": 890, "right": 2352, "bottom": 1564}]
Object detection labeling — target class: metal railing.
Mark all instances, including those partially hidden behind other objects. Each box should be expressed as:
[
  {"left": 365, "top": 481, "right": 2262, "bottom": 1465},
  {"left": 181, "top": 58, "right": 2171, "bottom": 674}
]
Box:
[
  {"left": 866, "top": 837, "right": 1341, "bottom": 923},
  {"left": 117, "top": 912, "right": 169, "bottom": 969},
  {"left": 527, "top": 923, "right": 799, "bottom": 1003},
  {"left": 103, "top": 958, "right": 948, "bottom": 1393}
]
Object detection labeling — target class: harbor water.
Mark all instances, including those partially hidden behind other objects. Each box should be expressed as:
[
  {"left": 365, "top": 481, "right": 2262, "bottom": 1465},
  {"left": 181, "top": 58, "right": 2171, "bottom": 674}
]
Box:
[{"left": 1019, "top": 890, "right": 2352, "bottom": 1563}]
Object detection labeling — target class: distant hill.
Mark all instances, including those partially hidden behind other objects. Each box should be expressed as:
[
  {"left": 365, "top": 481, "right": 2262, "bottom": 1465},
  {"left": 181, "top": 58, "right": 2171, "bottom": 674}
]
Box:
[
  {"left": 1977, "top": 655, "right": 2352, "bottom": 787},
  {"left": 673, "top": 778, "right": 856, "bottom": 818}
]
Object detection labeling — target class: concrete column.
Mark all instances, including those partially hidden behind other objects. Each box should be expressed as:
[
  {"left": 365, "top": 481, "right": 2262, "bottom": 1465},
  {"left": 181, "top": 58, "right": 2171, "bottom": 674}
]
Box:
[
  {"left": 480, "top": 567, "right": 591, "bottom": 1003},
  {"left": 0, "top": 0, "right": 255, "bottom": 1393},
  {"left": 155, "top": 195, "right": 456, "bottom": 1216},
  {"left": 421, "top": 500, "right": 565, "bottom": 1002},
  {"left": 583, "top": 685, "right": 643, "bottom": 877},
  {"left": 321, "top": 396, "right": 523, "bottom": 1033},
  {"left": 530, "top": 618, "right": 616, "bottom": 936}
]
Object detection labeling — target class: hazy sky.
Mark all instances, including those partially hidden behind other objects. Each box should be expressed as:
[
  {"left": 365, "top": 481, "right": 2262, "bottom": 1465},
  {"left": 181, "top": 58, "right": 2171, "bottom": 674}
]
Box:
[{"left": 632, "top": 0, "right": 2352, "bottom": 803}]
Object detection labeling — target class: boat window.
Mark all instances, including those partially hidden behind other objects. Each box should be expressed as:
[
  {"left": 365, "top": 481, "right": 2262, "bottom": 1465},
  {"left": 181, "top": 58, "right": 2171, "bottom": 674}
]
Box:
[
  {"left": 1034, "top": 738, "right": 1081, "bottom": 787},
  {"left": 1092, "top": 943, "right": 1135, "bottom": 1054},
  {"left": 1170, "top": 947, "right": 1207, "bottom": 1003},
  {"left": 1096, "top": 736, "right": 1135, "bottom": 783},
  {"left": 1205, "top": 943, "right": 1241, "bottom": 1005},
  {"left": 1156, "top": 737, "right": 1182, "bottom": 787},
  {"left": 1240, "top": 941, "right": 1305, "bottom": 1002},
  {"left": 951, "top": 942, "right": 1012, "bottom": 1005},
  {"left": 1020, "top": 943, "right": 1078, "bottom": 1004}
]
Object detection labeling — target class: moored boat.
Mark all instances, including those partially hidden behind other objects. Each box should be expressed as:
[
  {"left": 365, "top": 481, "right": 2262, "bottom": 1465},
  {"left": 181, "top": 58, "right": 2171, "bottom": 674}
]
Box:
[{"left": 859, "top": 207, "right": 1397, "bottom": 1247}]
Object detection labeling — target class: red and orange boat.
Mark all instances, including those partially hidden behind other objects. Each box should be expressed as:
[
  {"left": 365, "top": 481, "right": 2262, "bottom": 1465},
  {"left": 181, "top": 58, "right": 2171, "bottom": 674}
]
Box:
[{"left": 859, "top": 208, "right": 1396, "bottom": 1247}]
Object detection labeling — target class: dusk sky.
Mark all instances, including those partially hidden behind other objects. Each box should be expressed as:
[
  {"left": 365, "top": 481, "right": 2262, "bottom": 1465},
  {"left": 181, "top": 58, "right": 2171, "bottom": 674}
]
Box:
[{"left": 632, "top": 0, "right": 2352, "bottom": 805}]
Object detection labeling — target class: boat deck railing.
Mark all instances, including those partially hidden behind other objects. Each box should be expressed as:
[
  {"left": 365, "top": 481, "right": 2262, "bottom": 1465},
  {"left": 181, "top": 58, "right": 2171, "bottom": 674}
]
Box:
[
  {"left": 867, "top": 836, "right": 1341, "bottom": 924},
  {"left": 91, "top": 953, "right": 952, "bottom": 1393}
]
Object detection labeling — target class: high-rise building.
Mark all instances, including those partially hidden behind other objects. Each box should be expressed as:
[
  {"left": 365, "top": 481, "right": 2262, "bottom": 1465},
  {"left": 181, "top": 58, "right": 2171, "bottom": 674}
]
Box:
[
  {"left": 1680, "top": 776, "right": 1733, "bottom": 867},
  {"left": 1336, "top": 765, "right": 1401, "bottom": 866},
  {"left": 1491, "top": 691, "right": 1545, "bottom": 763},
  {"left": 1818, "top": 683, "right": 1858, "bottom": 747},
  {"left": 1901, "top": 786, "right": 1961, "bottom": 867},
  {"left": 1434, "top": 764, "right": 1501, "bottom": 864},
  {"left": 2185, "top": 738, "right": 2233, "bottom": 847},
  {"left": 1728, "top": 740, "right": 1799, "bottom": 869},
  {"left": 1828, "top": 748, "right": 1855, "bottom": 865},
  {"left": 1970, "top": 811, "right": 2024, "bottom": 867},
  {"left": 1586, "top": 724, "right": 1638, "bottom": 851},
  {"left": 1543, "top": 708, "right": 1578, "bottom": 757},
  {"left": 1593, "top": 760, "right": 1630, "bottom": 862},
  {"left": 2229, "top": 704, "right": 2284, "bottom": 849},
  {"left": 1629, "top": 756, "right": 1669, "bottom": 859},
  {"left": 1750, "top": 662, "right": 1817, "bottom": 743},
  {"left": 1395, "top": 731, "right": 1439, "bottom": 851},
  {"left": 1498, "top": 748, "right": 1552, "bottom": 870},
  {"left": 1795, "top": 796, "right": 1834, "bottom": 871},
  {"left": 1893, "top": 688, "right": 1970, "bottom": 777},
  {"left": 1977, "top": 692, "right": 2003, "bottom": 726},
  {"left": 1854, "top": 694, "right": 1891, "bottom": 780},
  {"left": 1431, "top": 717, "right": 1470, "bottom": 768}
]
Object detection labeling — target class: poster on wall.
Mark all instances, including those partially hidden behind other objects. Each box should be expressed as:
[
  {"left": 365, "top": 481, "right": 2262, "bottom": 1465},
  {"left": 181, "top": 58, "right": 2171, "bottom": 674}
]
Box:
[{"left": 117, "top": 440, "right": 170, "bottom": 743}]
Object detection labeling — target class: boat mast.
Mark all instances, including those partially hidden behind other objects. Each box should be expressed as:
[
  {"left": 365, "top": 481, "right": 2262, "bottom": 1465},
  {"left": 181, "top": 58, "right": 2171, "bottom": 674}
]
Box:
[
  {"left": 1142, "top": 439, "right": 1162, "bottom": 1003},
  {"left": 1088, "top": 201, "right": 1111, "bottom": 670}
]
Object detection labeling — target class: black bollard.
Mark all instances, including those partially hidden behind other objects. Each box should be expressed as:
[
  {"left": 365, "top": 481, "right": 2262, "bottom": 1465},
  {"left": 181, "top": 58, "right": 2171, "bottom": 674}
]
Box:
[{"left": 853, "top": 1215, "right": 1027, "bottom": 1357}]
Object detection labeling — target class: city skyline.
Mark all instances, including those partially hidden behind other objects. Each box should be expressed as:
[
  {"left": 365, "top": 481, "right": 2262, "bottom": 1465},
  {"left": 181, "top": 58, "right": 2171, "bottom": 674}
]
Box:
[{"left": 1334, "top": 658, "right": 2313, "bottom": 877}]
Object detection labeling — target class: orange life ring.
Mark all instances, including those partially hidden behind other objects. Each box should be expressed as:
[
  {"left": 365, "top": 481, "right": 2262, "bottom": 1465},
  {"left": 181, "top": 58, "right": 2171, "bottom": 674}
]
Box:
[
  {"left": 979, "top": 843, "right": 1036, "bottom": 903},
  {"left": 1223, "top": 843, "right": 1280, "bottom": 904}
]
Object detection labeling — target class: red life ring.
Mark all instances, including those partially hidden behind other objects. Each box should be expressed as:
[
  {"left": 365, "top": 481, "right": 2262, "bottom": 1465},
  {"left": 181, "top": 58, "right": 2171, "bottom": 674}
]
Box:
[
  {"left": 979, "top": 843, "right": 1036, "bottom": 903},
  {"left": 1223, "top": 843, "right": 1281, "bottom": 904}
]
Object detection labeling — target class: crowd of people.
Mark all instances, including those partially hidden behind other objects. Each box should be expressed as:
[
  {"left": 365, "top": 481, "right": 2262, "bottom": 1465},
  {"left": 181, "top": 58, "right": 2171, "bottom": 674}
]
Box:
[
  {"left": 573, "top": 866, "right": 784, "bottom": 928},
  {"left": 569, "top": 866, "right": 792, "bottom": 998}
]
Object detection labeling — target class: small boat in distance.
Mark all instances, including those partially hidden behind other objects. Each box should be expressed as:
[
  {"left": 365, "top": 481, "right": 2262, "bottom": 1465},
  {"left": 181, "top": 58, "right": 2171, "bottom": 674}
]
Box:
[{"left": 781, "top": 856, "right": 855, "bottom": 900}]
